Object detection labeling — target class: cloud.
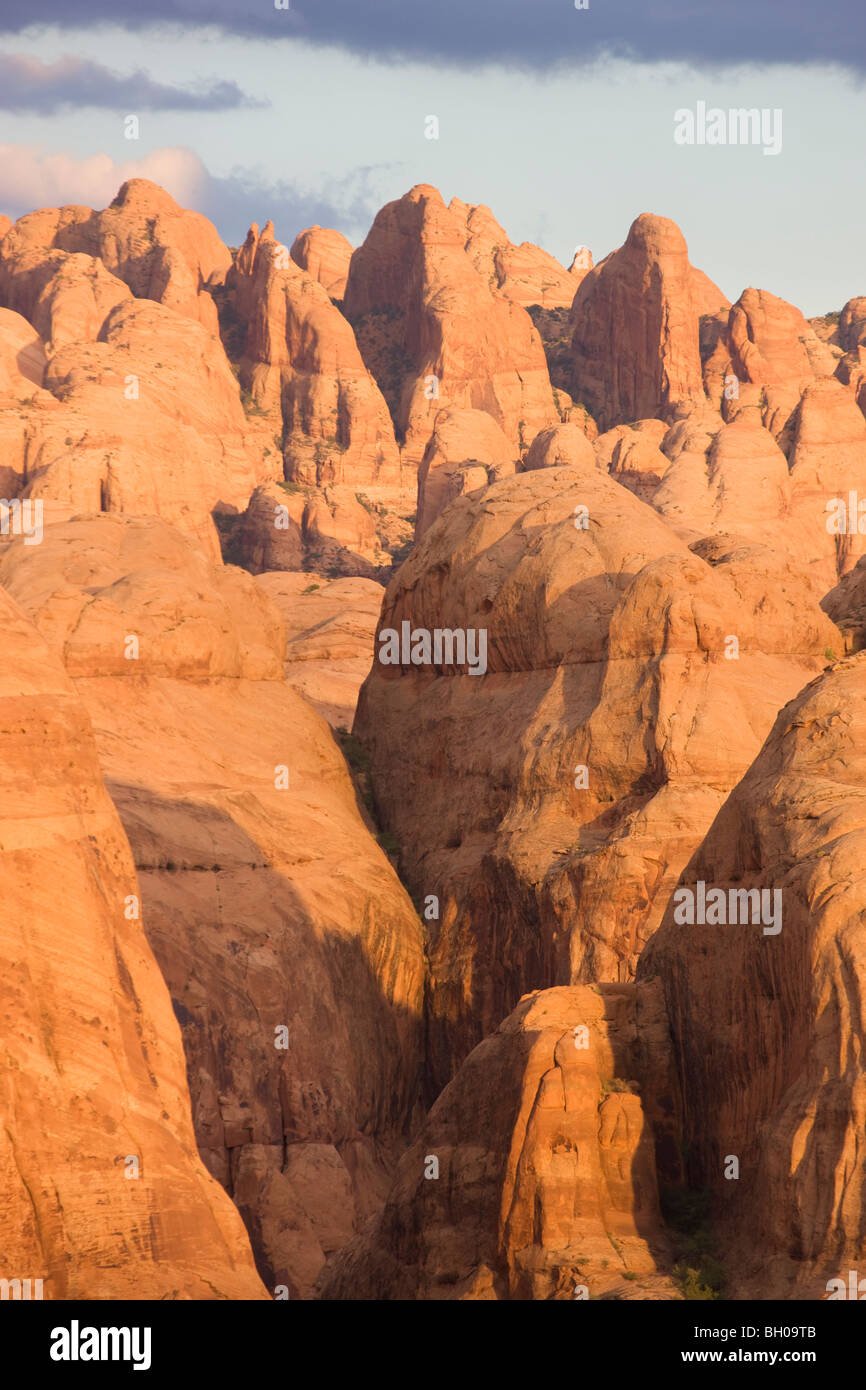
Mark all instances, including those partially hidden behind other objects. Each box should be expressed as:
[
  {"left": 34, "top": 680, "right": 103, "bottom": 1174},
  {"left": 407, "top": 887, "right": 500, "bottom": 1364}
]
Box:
[
  {"left": 203, "top": 162, "right": 397, "bottom": 248},
  {"left": 0, "top": 143, "right": 393, "bottom": 249},
  {"left": 0, "top": 53, "right": 262, "bottom": 111},
  {"left": 0, "top": 145, "right": 208, "bottom": 215},
  {"left": 3, "top": 0, "right": 866, "bottom": 74}
]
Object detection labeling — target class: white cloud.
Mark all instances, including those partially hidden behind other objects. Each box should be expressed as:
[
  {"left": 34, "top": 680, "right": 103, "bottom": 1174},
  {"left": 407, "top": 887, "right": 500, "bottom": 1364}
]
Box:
[
  {"left": 0, "top": 144, "right": 207, "bottom": 216},
  {"left": 0, "top": 141, "right": 395, "bottom": 253}
]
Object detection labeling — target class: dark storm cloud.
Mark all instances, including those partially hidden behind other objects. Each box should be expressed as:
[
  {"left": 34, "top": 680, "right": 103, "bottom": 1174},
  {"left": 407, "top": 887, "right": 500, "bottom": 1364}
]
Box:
[
  {"left": 0, "top": 0, "right": 862, "bottom": 73},
  {"left": 0, "top": 53, "right": 263, "bottom": 111}
]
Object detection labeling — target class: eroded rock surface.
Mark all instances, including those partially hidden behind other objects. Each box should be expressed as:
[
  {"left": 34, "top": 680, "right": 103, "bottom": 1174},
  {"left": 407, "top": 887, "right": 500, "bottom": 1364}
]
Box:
[
  {"left": 343, "top": 184, "right": 558, "bottom": 465},
  {"left": 449, "top": 197, "right": 584, "bottom": 310},
  {"left": 320, "top": 985, "right": 682, "bottom": 1300},
  {"left": 416, "top": 407, "right": 516, "bottom": 538},
  {"left": 0, "top": 178, "right": 231, "bottom": 333},
  {"left": 228, "top": 220, "right": 401, "bottom": 488},
  {"left": 0, "top": 581, "right": 267, "bottom": 1300},
  {"left": 640, "top": 653, "right": 866, "bottom": 1299},
  {"left": 355, "top": 464, "right": 840, "bottom": 1088},
  {"left": 1, "top": 514, "right": 426, "bottom": 1298},
  {"left": 290, "top": 226, "right": 353, "bottom": 300},
  {"left": 257, "top": 570, "right": 384, "bottom": 727},
  {"left": 571, "top": 214, "right": 726, "bottom": 431}
]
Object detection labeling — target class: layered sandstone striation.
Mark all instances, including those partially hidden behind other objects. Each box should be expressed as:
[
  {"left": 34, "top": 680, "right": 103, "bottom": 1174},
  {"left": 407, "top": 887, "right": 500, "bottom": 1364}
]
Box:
[
  {"left": 0, "top": 582, "right": 268, "bottom": 1299},
  {"left": 570, "top": 214, "right": 728, "bottom": 431},
  {"left": 0, "top": 514, "right": 426, "bottom": 1298},
  {"left": 320, "top": 985, "right": 682, "bottom": 1300},
  {"left": 5, "top": 174, "right": 866, "bottom": 1304},
  {"left": 342, "top": 184, "right": 559, "bottom": 465},
  {"left": 228, "top": 220, "right": 401, "bottom": 487},
  {"left": 640, "top": 652, "right": 866, "bottom": 1298},
  {"left": 355, "top": 463, "right": 840, "bottom": 1087}
]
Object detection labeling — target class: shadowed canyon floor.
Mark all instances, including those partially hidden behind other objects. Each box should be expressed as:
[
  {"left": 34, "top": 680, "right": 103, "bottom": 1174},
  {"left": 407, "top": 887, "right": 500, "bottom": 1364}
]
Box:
[{"left": 2, "top": 178, "right": 865, "bottom": 1301}]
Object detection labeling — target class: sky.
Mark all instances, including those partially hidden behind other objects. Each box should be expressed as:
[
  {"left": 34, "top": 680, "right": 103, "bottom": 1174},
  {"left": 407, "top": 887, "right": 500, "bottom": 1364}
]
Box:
[{"left": 0, "top": 1, "right": 863, "bottom": 315}]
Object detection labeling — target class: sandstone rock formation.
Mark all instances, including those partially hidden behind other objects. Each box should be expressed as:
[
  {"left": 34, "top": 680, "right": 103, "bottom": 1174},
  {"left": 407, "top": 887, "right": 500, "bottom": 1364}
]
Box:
[
  {"left": 21, "top": 296, "right": 261, "bottom": 559},
  {"left": 822, "top": 553, "right": 866, "bottom": 651},
  {"left": 320, "top": 985, "right": 681, "bottom": 1300},
  {"left": 638, "top": 385, "right": 866, "bottom": 590},
  {"left": 570, "top": 214, "right": 727, "bottom": 431},
  {"left": 606, "top": 431, "right": 672, "bottom": 503},
  {"left": 416, "top": 407, "right": 516, "bottom": 538},
  {"left": 0, "top": 189, "right": 273, "bottom": 559},
  {"left": 833, "top": 297, "right": 866, "bottom": 419},
  {"left": 0, "top": 307, "right": 48, "bottom": 402},
  {"left": 839, "top": 297, "right": 866, "bottom": 352},
  {"left": 231, "top": 480, "right": 386, "bottom": 579},
  {"left": 522, "top": 421, "right": 596, "bottom": 473},
  {"left": 0, "top": 514, "right": 426, "bottom": 1298},
  {"left": 449, "top": 197, "right": 583, "bottom": 309},
  {"left": 703, "top": 287, "right": 839, "bottom": 442},
  {"left": 639, "top": 651, "right": 866, "bottom": 1299},
  {"left": 290, "top": 226, "right": 353, "bottom": 299},
  {"left": 651, "top": 412, "right": 789, "bottom": 542},
  {"left": 593, "top": 417, "right": 669, "bottom": 474},
  {"left": 256, "top": 570, "right": 384, "bottom": 727},
  {"left": 354, "top": 462, "right": 840, "bottom": 1089},
  {"left": 0, "top": 246, "right": 132, "bottom": 351},
  {"left": 727, "top": 288, "right": 836, "bottom": 391},
  {"left": 568, "top": 246, "right": 594, "bottom": 279},
  {"left": 0, "top": 179, "right": 232, "bottom": 333},
  {"left": 342, "top": 184, "right": 559, "bottom": 465},
  {"left": 229, "top": 220, "right": 401, "bottom": 487},
  {"left": 6, "top": 174, "right": 866, "bottom": 1306},
  {"left": 785, "top": 378, "right": 866, "bottom": 584},
  {"left": 0, "top": 581, "right": 268, "bottom": 1300}
]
